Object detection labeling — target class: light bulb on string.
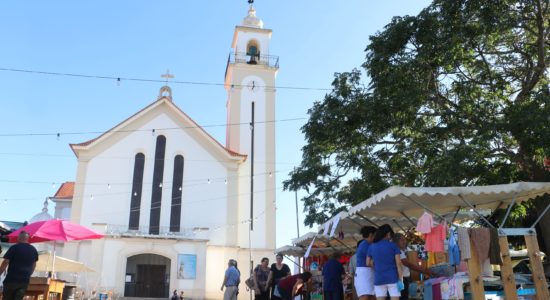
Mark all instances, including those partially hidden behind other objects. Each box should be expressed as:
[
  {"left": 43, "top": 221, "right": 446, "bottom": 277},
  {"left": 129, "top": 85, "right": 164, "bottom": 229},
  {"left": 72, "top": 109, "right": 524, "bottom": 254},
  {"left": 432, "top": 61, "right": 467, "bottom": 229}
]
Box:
[
  {"left": 116, "top": 78, "right": 121, "bottom": 86},
  {"left": 159, "top": 183, "right": 163, "bottom": 188},
  {"left": 178, "top": 186, "right": 182, "bottom": 191},
  {"left": 269, "top": 172, "right": 273, "bottom": 177},
  {"left": 133, "top": 192, "right": 137, "bottom": 196},
  {"left": 90, "top": 195, "right": 94, "bottom": 200},
  {"left": 152, "top": 129, "right": 156, "bottom": 136},
  {"left": 3, "top": 199, "right": 6, "bottom": 204},
  {"left": 56, "top": 133, "right": 60, "bottom": 141},
  {"left": 52, "top": 183, "right": 56, "bottom": 189},
  {"left": 107, "top": 184, "right": 111, "bottom": 190},
  {"left": 207, "top": 179, "right": 211, "bottom": 184},
  {"left": 224, "top": 179, "right": 227, "bottom": 185}
]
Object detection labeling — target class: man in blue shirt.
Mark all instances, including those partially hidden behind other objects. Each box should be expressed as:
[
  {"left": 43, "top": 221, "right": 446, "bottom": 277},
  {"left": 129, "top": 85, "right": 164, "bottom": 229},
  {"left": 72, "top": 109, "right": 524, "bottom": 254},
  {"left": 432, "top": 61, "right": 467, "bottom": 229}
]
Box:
[
  {"left": 0, "top": 231, "right": 39, "bottom": 300},
  {"left": 322, "top": 252, "right": 345, "bottom": 300},
  {"left": 221, "top": 259, "right": 241, "bottom": 300},
  {"left": 355, "top": 226, "right": 377, "bottom": 300}
]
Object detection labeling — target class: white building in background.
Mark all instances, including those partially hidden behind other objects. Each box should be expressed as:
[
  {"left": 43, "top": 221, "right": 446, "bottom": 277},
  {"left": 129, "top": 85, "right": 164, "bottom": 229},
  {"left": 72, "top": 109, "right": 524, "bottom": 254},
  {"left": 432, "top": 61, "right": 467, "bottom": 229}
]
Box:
[{"left": 53, "top": 6, "right": 278, "bottom": 299}]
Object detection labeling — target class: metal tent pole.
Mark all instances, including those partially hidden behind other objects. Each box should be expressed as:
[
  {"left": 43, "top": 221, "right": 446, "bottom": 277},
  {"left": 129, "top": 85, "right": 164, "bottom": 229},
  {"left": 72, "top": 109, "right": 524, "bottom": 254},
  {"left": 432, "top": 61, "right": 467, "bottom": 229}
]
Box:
[
  {"left": 499, "top": 193, "right": 517, "bottom": 228},
  {"left": 457, "top": 194, "right": 494, "bottom": 228}
]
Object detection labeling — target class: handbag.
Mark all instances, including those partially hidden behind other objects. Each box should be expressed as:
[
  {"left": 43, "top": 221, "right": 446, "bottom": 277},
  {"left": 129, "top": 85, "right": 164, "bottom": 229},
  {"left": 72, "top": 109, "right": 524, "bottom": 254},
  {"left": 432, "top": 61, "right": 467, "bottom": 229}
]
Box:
[{"left": 245, "top": 275, "right": 255, "bottom": 290}]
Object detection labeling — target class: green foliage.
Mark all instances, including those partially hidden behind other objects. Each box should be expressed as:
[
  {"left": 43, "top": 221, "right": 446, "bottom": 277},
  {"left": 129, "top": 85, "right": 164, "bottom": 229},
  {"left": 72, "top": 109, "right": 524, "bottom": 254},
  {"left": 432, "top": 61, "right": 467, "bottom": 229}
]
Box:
[{"left": 285, "top": 0, "right": 550, "bottom": 226}]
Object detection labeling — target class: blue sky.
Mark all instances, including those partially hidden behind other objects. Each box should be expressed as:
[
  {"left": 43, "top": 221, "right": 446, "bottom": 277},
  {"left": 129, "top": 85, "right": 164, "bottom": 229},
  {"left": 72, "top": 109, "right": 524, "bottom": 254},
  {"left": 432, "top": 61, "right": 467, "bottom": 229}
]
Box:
[{"left": 0, "top": 1, "right": 432, "bottom": 247}]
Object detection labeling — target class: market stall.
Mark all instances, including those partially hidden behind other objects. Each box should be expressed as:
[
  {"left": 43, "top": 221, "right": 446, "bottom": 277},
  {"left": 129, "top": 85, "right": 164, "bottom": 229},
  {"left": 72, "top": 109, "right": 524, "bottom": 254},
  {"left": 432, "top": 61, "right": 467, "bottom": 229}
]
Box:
[
  {"left": 343, "top": 182, "right": 550, "bottom": 300},
  {"left": 283, "top": 182, "right": 550, "bottom": 299}
]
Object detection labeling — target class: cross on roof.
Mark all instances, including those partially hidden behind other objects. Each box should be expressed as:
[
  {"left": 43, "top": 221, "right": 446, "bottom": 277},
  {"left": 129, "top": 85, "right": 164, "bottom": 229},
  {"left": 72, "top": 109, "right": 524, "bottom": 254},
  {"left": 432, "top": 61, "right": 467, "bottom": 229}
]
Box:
[{"left": 161, "top": 70, "right": 175, "bottom": 84}]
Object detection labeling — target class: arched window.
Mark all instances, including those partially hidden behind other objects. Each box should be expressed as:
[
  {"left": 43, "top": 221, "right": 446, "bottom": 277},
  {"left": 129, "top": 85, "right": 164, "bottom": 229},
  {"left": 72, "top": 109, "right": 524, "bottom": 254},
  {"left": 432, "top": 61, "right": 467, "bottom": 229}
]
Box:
[
  {"left": 170, "top": 155, "right": 184, "bottom": 232},
  {"left": 246, "top": 41, "right": 260, "bottom": 64},
  {"left": 128, "top": 153, "right": 145, "bottom": 230},
  {"left": 149, "top": 135, "right": 166, "bottom": 234}
]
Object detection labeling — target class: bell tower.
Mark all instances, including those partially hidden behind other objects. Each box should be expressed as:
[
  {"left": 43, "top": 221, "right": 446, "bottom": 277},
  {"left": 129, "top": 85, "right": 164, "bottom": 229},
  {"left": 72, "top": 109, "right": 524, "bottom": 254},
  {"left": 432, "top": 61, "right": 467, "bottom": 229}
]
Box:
[{"left": 225, "top": 4, "right": 278, "bottom": 251}]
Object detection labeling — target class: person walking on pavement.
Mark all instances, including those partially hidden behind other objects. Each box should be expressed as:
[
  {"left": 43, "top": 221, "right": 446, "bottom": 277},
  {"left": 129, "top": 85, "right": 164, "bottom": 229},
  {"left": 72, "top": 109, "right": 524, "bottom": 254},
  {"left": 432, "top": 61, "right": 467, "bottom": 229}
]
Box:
[
  {"left": 221, "top": 259, "right": 241, "bottom": 300},
  {"left": 0, "top": 231, "right": 39, "bottom": 300}
]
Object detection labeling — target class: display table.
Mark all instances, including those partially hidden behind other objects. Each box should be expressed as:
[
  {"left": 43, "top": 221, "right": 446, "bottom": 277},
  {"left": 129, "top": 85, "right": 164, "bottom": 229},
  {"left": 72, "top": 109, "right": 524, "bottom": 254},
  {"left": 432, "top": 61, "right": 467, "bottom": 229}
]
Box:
[{"left": 25, "top": 277, "right": 65, "bottom": 300}]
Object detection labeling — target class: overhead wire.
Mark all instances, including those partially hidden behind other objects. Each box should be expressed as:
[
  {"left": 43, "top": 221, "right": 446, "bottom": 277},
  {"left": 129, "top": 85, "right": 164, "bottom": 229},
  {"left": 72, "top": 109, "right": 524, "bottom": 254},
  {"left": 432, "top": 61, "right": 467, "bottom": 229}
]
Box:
[
  {"left": 0, "top": 117, "right": 306, "bottom": 137},
  {"left": 0, "top": 67, "right": 332, "bottom": 91}
]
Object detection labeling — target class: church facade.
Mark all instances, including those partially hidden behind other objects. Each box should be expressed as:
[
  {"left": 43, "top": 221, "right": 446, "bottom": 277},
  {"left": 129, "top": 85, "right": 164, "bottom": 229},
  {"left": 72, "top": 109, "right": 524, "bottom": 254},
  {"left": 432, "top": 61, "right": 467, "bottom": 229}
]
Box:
[{"left": 58, "top": 6, "right": 277, "bottom": 299}]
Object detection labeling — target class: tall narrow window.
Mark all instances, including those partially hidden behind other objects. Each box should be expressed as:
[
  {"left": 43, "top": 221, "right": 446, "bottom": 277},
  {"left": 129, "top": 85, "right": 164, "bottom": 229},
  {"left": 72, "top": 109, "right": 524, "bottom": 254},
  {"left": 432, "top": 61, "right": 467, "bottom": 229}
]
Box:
[
  {"left": 149, "top": 135, "right": 166, "bottom": 234},
  {"left": 170, "top": 155, "right": 184, "bottom": 232},
  {"left": 128, "top": 153, "right": 145, "bottom": 230}
]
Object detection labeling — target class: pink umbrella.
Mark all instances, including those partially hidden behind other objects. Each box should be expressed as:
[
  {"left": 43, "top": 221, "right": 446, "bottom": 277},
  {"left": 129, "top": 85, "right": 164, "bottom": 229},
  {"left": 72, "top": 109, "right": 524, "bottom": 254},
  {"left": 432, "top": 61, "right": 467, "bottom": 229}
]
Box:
[
  {"left": 7, "top": 220, "right": 103, "bottom": 275},
  {"left": 7, "top": 219, "right": 103, "bottom": 243}
]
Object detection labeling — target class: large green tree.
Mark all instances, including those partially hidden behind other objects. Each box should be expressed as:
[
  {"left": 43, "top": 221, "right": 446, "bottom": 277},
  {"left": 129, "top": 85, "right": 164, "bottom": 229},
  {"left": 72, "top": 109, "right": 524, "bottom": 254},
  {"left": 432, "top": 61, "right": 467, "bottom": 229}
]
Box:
[{"left": 285, "top": 0, "right": 550, "bottom": 249}]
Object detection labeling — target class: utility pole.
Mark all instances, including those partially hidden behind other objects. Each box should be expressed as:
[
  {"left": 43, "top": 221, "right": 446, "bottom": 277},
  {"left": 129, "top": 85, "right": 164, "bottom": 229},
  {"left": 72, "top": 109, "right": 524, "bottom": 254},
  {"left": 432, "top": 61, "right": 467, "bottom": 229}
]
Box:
[
  {"left": 250, "top": 101, "right": 255, "bottom": 231},
  {"left": 295, "top": 189, "right": 300, "bottom": 237},
  {"left": 249, "top": 101, "right": 255, "bottom": 300},
  {"left": 295, "top": 189, "right": 303, "bottom": 272}
]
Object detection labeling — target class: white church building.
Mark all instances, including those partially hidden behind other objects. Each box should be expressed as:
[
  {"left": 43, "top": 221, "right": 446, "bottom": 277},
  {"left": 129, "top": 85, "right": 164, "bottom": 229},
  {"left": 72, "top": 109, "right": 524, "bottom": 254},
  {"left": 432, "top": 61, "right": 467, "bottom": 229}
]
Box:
[{"left": 52, "top": 6, "right": 278, "bottom": 299}]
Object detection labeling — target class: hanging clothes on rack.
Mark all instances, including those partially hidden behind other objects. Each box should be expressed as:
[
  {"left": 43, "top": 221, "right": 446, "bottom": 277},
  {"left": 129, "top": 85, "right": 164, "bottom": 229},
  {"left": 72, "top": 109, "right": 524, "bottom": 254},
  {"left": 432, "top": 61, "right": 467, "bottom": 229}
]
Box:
[
  {"left": 425, "top": 222, "right": 446, "bottom": 252},
  {"left": 448, "top": 227, "right": 460, "bottom": 266},
  {"left": 470, "top": 228, "right": 490, "bottom": 265},
  {"left": 488, "top": 228, "right": 503, "bottom": 265},
  {"left": 416, "top": 211, "right": 434, "bottom": 234},
  {"left": 456, "top": 227, "right": 471, "bottom": 260},
  {"left": 427, "top": 252, "right": 437, "bottom": 267}
]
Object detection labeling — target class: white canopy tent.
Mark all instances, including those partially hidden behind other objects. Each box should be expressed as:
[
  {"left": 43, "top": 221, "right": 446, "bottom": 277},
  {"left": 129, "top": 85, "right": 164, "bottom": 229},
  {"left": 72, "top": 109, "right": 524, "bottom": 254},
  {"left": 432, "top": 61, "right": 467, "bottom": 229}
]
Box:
[
  {"left": 1, "top": 251, "right": 94, "bottom": 274},
  {"left": 35, "top": 251, "right": 94, "bottom": 273},
  {"left": 344, "top": 182, "right": 550, "bottom": 300},
  {"left": 347, "top": 182, "right": 550, "bottom": 221},
  {"left": 284, "top": 182, "right": 550, "bottom": 300}
]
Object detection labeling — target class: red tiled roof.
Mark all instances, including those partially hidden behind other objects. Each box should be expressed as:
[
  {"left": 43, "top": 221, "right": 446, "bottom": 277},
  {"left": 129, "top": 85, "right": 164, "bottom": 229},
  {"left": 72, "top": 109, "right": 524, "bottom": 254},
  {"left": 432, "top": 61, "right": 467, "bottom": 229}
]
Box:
[
  {"left": 53, "top": 182, "right": 75, "bottom": 199},
  {"left": 70, "top": 98, "right": 247, "bottom": 159}
]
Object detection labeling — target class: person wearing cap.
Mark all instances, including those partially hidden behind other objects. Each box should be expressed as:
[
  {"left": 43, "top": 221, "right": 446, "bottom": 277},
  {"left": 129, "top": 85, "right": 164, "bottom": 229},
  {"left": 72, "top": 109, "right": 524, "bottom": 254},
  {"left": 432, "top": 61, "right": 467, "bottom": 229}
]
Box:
[{"left": 0, "top": 231, "right": 39, "bottom": 300}]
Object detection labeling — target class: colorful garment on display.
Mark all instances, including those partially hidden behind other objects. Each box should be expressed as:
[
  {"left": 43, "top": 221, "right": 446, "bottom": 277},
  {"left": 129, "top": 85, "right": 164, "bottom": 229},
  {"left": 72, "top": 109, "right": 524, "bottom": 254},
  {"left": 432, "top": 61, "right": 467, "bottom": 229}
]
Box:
[
  {"left": 440, "top": 276, "right": 465, "bottom": 299},
  {"left": 448, "top": 228, "right": 460, "bottom": 266},
  {"left": 424, "top": 280, "right": 434, "bottom": 300},
  {"left": 425, "top": 223, "right": 446, "bottom": 252},
  {"left": 488, "top": 228, "right": 503, "bottom": 265},
  {"left": 470, "top": 228, "right": 490, "bottom": 264},
  {"left": 456, "top": 227, "right": 471, "bottom": 260},
  {"left": 440, "top": 280, "right": 451, "bottom": 299},
  {"left": 432, "top": 282, "right": 442, "bottom": 300},
  {"left": 416, "top": 211, "right": 434, "bottom": 234},
  {"left": 427, "top": 252, "right": 436, "bottom": 267},
  {"left": 423, "top": 278, "right": 446, "bottom": 300}
]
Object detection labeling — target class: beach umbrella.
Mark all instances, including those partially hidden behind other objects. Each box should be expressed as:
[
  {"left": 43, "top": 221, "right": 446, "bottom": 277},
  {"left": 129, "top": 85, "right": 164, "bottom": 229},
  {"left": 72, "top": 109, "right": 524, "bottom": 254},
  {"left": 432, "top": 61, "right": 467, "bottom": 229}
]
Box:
[
  {"left": 7, "top": 219, "right": 103, "bottom": 243},
  {"left": 7, "top": 219, "right": 103, "bottom": 275}
]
